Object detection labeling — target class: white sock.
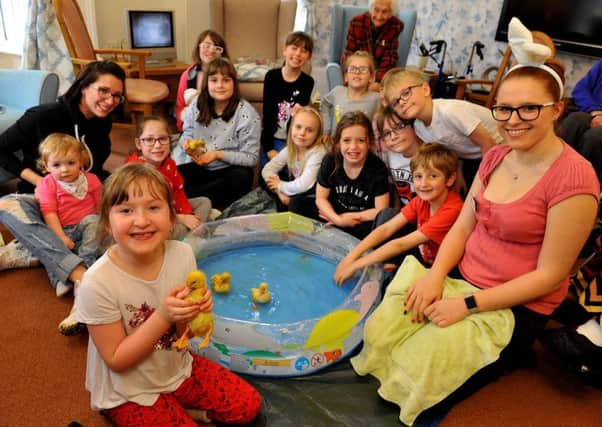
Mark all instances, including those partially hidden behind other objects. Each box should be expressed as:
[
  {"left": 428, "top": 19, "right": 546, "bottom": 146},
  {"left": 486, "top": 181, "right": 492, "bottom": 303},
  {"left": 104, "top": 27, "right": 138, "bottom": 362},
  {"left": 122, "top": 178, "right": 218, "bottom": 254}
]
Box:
[{"left": 576, "top": 318, "right": 602, "bottom": 347}]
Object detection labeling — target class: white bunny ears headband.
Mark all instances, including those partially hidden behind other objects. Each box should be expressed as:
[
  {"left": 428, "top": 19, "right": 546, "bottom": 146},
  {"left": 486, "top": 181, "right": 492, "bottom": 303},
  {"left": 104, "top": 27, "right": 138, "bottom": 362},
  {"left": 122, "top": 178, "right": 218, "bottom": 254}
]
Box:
[{"left": 506, "top": 17, "right": 564, "bottom": 98}]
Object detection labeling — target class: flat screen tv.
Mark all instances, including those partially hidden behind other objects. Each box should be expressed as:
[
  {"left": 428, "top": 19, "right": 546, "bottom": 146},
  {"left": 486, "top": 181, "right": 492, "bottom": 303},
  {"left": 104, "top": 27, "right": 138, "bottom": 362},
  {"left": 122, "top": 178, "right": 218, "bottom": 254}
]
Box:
[
  {"left": 126, "top": 10, "right": 176, "bottom": 64},
  {"left": 495, "top": 0, "right": 602, "bottom": 58}
]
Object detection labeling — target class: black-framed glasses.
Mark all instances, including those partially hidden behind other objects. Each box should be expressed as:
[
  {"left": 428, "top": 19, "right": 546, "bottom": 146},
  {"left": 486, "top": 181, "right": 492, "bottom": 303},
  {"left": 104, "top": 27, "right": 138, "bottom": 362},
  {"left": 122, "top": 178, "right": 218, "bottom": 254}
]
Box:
[
  {"left": 380, "top": 120, "right": 412, "bottom": 141},
  {"left": 199, "top": 42, "right": 224, "bottom": 53},
  {"left": 91, "top": 85, "right": 125, "bottom": 104},
  {"left": 346, "top": 65, "right": 371, "bottom": 74},
  {"left": 491, "top": 102, "right": 556, "bottom": 121},
  {"left": 139, "top": 136, "right": 171, "bottom": 146},
  {"left": 392, "top": 84, "right": 422, "bottom": 106}
]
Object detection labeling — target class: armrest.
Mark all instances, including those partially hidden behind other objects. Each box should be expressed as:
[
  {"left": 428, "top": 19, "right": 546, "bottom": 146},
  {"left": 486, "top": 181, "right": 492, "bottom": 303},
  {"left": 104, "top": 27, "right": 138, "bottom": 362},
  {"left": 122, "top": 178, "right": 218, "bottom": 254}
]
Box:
[
  {"left": 0, "top": 70, "right": 59, "bottom": 109},
  {"left": 326, "top": 62, "right": 344, "bottom": 93}
]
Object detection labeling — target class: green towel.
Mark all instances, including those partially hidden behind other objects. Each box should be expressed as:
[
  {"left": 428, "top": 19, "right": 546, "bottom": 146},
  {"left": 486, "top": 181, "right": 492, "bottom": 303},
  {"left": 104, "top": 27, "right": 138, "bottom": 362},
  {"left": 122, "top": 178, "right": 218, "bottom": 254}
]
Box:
[{"left": 351, "top": 256, "right": 514, "bottom": 425}]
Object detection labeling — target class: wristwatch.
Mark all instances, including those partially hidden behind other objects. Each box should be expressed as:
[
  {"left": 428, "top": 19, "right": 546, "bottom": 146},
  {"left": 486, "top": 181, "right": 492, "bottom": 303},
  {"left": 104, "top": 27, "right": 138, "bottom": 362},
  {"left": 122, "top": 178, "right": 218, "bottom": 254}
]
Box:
[{"left": 464, "top": 295, "right": 478, "bottom": 314}]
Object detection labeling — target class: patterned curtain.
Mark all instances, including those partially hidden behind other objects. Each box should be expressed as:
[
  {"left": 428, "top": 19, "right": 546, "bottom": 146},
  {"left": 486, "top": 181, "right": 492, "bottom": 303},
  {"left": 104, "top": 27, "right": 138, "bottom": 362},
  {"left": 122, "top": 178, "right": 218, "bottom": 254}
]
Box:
[
  {"left": 302, "top": 0, "right": 365, "bottom": 67},
  {"left": 21, "top": 0, "right": 74, "bottom": 94}
]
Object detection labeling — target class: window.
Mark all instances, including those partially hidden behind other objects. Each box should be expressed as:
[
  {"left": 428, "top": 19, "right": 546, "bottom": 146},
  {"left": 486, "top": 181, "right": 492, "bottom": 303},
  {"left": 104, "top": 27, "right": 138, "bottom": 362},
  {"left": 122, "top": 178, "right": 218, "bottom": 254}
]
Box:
[
  {"left": 294, "top": 0, "right": 307, "bottom": 31},
  {"left": 0, "top": 0, "right": 26, "bottom": 55}
]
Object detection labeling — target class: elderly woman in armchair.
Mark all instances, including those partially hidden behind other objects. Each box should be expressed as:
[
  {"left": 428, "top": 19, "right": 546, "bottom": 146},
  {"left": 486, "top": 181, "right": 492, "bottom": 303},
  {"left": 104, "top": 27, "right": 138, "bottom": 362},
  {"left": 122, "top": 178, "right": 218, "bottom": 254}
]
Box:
[{"left": 341, "top": 0, "right": 403, "bottom": 90}]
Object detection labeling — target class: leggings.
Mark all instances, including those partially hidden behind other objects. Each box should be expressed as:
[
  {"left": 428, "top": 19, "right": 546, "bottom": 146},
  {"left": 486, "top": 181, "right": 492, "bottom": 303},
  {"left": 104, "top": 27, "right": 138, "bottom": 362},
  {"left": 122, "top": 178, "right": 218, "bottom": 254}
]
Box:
[{"left": 103, "top": 355, "right": 261, "bottom": 426}]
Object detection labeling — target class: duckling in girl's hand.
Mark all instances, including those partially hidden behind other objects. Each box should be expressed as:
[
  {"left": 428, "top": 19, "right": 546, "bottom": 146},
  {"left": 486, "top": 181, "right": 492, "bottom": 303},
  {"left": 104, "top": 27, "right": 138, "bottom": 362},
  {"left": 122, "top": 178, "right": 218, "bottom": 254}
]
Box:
[
  {"left": 211, "top": 272, "right": 232, "bottom": 294},
  {"left": 251, "top": 282, "right": 271, "bottom": 304},
  {"left": 173, "top": 270, "right": 214, "bottom": 350}
]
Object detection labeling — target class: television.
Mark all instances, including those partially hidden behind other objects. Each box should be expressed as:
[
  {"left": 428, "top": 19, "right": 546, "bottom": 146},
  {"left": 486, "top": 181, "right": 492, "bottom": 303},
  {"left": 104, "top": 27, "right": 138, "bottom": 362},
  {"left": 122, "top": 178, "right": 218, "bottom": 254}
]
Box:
[
  {"left": 495, "top": 0, "right": 602, "bottom": 58},
  {"left": 126, "top": 10, "right": 177, "bottom": 66}
]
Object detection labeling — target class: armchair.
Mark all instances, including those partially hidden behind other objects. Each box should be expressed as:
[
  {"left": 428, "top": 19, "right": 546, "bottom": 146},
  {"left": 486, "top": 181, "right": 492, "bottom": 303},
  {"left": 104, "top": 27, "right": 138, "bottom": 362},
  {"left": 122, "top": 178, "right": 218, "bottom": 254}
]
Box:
[
  {"left": 53, "top": 0, "right": 169, "bottom": 123},
  {"left": 0, "top": 70, "right": 59, "bottom": 182},
  {"left": 326, "top": 5, "right": 417, "bottom": 92},
  {"left": 210, "top": 0, "right": 297, "bottom": 114}
]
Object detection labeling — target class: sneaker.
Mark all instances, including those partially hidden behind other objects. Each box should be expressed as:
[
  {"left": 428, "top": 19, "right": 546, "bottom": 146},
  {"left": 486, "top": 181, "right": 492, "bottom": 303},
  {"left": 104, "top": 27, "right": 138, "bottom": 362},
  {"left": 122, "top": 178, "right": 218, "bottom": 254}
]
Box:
[
  {"left": 0, "top": 240, "right": 41, "bottom": 271},
  {"left": 58, "top": 299, "right": 85, "bottom": 336},
  {"left": 56, "top": 281, "right": 73, "bottom": 297}
]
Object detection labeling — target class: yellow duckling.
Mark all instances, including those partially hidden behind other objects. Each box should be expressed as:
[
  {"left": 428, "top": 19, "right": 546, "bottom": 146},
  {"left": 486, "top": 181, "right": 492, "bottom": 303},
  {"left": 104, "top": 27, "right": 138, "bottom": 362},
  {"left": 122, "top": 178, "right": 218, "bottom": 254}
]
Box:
[
  {"left": 187, "top": 138, "right": 205, "bottom": 150},
  {"left": 251, "top": 282, "right": 271, "bottom": 304},
  {"left": 172, "top": 270, "right": 214, "bottom": 350},
  {"left": 211, "top": 272, "right": 231, "bottom": 294}
]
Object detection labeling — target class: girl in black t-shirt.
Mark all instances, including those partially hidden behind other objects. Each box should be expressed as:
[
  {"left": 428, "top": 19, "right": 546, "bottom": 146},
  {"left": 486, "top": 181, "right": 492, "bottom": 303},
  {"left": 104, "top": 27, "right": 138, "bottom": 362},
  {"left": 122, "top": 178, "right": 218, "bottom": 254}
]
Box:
[{"left": 316, "top": 111, "right": 390, "bottom": 239}]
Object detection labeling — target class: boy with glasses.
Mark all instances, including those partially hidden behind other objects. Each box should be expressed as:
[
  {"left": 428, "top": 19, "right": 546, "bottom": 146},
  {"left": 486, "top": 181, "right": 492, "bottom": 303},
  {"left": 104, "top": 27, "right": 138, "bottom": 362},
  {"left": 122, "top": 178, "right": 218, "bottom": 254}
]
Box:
[
  {"left": 383, "top": 68, "right": 502, "bottom": 193},
  {"left": 320, "top": 50, "right": 380, "bottom": 134},
  {"left": 334, "top": 142, "right": 462, "bottom": 284},
  {"left": 374, "top": 107, "right": 421, "bottom": 208}
]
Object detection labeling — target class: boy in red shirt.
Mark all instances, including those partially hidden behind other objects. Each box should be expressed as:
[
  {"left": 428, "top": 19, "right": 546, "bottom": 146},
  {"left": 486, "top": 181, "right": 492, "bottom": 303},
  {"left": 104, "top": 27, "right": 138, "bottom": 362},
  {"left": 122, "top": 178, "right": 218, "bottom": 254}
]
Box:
[{"left": 334, "top": 142, "right": 462, "bottom": 284}]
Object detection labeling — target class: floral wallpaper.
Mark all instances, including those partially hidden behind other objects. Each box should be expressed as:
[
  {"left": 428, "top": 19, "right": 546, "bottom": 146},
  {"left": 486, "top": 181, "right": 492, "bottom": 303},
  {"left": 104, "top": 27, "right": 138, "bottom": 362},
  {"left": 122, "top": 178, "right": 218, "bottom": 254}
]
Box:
[{"left": 305, "top": 0, "right": 599, "bottom": 95}]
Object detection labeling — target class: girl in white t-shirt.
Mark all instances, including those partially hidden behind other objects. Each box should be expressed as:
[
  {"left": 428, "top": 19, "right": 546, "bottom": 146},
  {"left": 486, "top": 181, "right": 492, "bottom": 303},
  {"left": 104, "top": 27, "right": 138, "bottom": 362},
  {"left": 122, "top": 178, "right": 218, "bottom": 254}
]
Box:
[
  {"left": 76, "top": 163, "right": 261, "bottom": 426},
  {"left": 262, "top": 106, "right": 328, "bottom": 216}
]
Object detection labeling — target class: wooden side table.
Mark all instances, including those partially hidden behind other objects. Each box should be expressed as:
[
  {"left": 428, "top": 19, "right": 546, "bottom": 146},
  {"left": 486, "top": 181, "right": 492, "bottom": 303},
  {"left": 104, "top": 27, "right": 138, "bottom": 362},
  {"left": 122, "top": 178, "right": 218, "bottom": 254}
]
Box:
[{"left": 144, "top": 61, "right": 190, "bottom": 103}]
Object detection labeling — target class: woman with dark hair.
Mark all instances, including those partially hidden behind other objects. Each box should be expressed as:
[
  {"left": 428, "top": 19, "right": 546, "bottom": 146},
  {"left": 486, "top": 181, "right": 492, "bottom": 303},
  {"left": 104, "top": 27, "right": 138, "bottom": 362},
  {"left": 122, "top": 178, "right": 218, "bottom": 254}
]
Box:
[
  {"left": 175, "top": 29, "right": 230, "bottom": 131},
  {"left": 173, "top": 57, "right": 260, "bottom": 208},
  {"left": 0, "top": 60, "right": 126, "bottom": 335}
]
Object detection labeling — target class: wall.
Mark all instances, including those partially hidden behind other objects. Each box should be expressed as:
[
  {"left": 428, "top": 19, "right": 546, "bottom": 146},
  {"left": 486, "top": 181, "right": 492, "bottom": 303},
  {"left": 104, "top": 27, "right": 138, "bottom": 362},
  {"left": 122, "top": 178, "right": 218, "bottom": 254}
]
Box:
[
  {"left": 94, "top": 0, "right": 210, "bottom": 62},
  {"left": 0, "top": 53, "right": 21, "bottom": 69},
  {"left": 308, "top": 0, "right": 600, "bottom": 94}
]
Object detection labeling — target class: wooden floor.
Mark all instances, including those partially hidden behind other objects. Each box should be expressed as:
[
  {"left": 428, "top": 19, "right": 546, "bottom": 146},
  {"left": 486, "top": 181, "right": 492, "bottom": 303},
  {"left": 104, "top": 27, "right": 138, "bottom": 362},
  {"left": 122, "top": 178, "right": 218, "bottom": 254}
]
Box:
[{"left": 0, "top": 225, "right": 599, "bottom": 426}]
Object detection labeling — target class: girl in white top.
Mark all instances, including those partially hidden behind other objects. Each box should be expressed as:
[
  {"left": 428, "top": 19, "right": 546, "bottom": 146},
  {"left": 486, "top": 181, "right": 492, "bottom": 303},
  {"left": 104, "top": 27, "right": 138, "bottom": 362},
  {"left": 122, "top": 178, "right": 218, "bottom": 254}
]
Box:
[
  {"left": 262, "top": 106, "right": 328, "bottom": 214},
  {"left": 76, "top": 163, "right": 261, "bottom": 426}
]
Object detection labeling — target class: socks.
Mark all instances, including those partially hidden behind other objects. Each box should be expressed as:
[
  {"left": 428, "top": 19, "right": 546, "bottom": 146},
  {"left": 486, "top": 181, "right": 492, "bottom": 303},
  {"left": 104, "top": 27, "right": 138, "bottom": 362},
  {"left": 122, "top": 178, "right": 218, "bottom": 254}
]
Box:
[{"left": 576, "top": 318, "right": 602, "bottom": 347}]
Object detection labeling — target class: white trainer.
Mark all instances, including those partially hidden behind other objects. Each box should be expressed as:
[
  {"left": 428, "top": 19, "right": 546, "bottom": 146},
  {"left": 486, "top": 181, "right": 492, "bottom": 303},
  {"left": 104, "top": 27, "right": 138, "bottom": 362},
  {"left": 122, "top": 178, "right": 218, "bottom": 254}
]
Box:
[
  {"left": 55, "top": 281, "right": 73, "bottom": 297},
  {"left": 0, "top": 240, "right": 41, "bottom": 271},
  {"left": 58, "top": 280, "right": 85, "bottom": 336}
]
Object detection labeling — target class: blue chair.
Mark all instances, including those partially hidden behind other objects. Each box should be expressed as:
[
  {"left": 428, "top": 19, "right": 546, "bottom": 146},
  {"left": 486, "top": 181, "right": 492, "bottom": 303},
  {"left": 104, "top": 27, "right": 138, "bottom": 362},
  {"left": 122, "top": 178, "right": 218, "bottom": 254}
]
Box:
[
  {"left": 325, "top": 5, "right": 417, "bottom": 91},
  {"left": 0, "top": 69, "right": 59, "bottom": 182}
]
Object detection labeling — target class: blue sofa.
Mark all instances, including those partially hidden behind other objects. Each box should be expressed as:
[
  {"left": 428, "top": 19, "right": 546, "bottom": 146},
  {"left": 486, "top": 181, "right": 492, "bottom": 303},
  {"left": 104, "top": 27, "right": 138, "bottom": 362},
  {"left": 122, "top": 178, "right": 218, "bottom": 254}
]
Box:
[{"left": 0, "top": 69, "right": 60, "bottom": 182}]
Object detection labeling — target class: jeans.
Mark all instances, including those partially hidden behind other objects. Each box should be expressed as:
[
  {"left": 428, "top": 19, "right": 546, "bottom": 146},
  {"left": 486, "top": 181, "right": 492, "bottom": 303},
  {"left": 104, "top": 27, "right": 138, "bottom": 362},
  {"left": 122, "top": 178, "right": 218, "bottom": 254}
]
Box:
[
  {"left": 63, "top": 214, "right": 99, "bottom": 269},
  {"left": 0, "top": 194, "right": 84, "bottom": 289}
]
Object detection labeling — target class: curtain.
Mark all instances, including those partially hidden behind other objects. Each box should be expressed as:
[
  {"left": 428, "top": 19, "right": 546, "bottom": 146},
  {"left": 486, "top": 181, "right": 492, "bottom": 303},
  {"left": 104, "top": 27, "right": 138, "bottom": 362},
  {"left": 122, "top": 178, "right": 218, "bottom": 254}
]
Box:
[{"left": 21, "top": 0, "right": 74, "bottom": 93}]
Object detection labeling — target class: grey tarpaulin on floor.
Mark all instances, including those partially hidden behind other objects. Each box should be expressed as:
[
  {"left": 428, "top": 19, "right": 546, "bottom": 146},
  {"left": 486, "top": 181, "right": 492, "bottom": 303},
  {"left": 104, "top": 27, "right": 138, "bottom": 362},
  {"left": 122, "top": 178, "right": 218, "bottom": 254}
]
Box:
[{"left": 242, "top": 360, "right": 404, "bottom": 427}]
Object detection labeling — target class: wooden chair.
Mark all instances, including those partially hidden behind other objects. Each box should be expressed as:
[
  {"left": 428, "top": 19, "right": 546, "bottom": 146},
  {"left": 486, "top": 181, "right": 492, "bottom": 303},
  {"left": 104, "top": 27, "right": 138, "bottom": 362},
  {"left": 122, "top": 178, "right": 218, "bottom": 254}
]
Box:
[
  {"left": 53, "top": 0, "right": 169, "bottom": 124},
  {"left": 455, "top": 31, "right": 556, "bottom": 109}
]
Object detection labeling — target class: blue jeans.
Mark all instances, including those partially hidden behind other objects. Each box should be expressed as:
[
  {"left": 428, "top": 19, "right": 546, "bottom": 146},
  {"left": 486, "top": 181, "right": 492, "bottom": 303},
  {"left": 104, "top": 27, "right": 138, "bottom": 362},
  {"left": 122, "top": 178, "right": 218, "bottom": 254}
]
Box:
[
  {"left": 0, "top": 194, "right": 85, "bottom": 289},
  {"left": 63, "top": 214, "right": 99, "bottom": 269}
]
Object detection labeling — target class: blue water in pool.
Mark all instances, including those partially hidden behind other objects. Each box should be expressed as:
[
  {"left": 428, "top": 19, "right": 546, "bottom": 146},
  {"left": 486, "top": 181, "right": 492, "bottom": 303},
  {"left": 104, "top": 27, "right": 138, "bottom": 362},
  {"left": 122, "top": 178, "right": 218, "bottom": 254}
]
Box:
[{"left": 197, "top": 244, "right": 357, "bottom": 324}]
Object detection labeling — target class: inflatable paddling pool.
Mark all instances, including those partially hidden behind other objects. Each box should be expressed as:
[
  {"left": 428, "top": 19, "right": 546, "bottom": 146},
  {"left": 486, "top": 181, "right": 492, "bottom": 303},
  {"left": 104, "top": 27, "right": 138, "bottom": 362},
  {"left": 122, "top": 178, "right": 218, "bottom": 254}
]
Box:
[{"left": 183, "top": 212, "right": 383, "bottom": 377}]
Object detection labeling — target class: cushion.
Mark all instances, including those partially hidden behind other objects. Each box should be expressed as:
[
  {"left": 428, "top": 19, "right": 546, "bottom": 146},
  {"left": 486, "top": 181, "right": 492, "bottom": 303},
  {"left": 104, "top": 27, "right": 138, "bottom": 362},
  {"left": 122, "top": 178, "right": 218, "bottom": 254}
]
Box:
[{"left": 234, "top": 62, "right": 273, "bottom": 82}]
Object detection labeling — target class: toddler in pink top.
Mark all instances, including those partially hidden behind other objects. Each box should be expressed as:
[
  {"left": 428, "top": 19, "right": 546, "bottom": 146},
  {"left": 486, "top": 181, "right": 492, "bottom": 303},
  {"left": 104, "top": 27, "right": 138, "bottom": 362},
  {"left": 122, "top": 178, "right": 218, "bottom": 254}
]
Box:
[{"left": 37, "top": 133, "right": 102, "bottom": 296}]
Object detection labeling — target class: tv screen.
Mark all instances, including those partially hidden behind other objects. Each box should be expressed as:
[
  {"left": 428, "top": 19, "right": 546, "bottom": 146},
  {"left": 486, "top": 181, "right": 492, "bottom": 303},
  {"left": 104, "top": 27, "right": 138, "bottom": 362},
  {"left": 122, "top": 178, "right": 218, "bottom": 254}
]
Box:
[
  {"left": 495, "top": 0, "right": 602, "bottom": 58},
  {"left": 128, "top": 11, "right": 174, "bottom": 49}
]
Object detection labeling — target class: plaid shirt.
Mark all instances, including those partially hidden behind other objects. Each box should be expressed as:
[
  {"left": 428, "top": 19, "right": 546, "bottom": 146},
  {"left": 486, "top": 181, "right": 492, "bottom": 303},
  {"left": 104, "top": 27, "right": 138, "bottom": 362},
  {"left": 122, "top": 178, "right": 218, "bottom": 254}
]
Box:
[{"left": 342, "top": 12, "right": 403, "bottom": 82}]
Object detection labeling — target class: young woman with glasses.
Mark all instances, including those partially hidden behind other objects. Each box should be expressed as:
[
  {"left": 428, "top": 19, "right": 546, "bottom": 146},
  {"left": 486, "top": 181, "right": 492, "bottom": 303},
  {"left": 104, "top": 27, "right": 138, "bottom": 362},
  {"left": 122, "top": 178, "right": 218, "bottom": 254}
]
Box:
[
  {"left": 351, "top": 48, "right": 599, "bottom": 423},
  {"left": 175, "top": 30, "right": 229, "bottom": 131},
  {"left": 0, "top": 60, "right": 127, "bottom": 335}
]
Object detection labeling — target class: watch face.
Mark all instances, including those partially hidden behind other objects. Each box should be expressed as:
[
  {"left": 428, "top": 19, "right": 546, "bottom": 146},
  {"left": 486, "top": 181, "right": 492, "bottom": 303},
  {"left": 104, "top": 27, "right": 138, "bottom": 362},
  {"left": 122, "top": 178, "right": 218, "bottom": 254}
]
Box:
[{"left": 465, "top": 295, "right": 477, "bottom": 312}]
